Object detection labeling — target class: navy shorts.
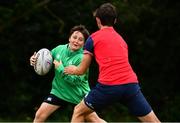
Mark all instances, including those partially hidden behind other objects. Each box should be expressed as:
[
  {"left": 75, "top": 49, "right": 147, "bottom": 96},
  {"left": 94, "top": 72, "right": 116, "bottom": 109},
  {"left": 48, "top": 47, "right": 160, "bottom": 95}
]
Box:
[{"left": 84, "top": 83, "right": 152, "bottom": 116}]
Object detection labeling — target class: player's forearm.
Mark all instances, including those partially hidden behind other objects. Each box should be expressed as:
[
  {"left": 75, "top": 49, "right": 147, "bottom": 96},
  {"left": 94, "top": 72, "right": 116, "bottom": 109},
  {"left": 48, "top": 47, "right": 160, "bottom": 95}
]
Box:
[
  {"left": 75, "top": 54, "right": 91, "bottom": 75},
  {"left": 64, "top": 63, "right": 88, "bottom": 75},
  {"left": 74, "top": 66, "right": 87, "bottom": 75},
  {"left": 64, "top": 54, "right": 92, "bottom": 75}
]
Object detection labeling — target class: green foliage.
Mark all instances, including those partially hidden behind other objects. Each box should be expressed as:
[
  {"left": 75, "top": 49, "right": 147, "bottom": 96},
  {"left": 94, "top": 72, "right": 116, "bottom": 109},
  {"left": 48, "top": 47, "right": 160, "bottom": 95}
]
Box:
[{"left": 0, "top": 0, "right": 180, "bottom": 122}]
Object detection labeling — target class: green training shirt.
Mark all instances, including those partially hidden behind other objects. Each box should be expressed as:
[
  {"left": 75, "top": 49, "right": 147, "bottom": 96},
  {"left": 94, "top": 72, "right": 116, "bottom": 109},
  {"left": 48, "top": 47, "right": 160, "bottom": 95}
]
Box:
[{"left": 50, "top": 44, "right": 90, "bottom": 104}]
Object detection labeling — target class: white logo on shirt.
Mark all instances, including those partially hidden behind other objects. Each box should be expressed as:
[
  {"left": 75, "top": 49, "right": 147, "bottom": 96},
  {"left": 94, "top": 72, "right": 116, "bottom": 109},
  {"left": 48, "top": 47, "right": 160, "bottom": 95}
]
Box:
[
  {"left": 47, "top": 97, "right": 52, "bottom": 101},
  {"left": 56, "top": 54, "right": 60, "bottom": 59},
  {"left": 68, "top": 61, "right": 73, "bottom": 65}
]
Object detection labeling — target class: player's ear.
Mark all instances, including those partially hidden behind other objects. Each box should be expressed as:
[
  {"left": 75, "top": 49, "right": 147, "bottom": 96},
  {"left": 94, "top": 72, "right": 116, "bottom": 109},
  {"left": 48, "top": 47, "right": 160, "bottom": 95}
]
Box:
[
  {"left": 95, "top": 17, "right": 100, "bottom": 24},
  {"left": 95, "top": 17, "right": 101, "bottom": 28},
  {"left": 114, "top": 18, "right": 117, "bottom": 24},
  {"left": 68, "top": 34, "right": 72, "bottom": 42}
]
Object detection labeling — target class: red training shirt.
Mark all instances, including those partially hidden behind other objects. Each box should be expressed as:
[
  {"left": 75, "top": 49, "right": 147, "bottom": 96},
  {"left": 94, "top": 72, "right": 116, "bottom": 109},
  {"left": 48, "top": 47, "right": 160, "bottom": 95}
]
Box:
[{"left": 84, "top": 27, "right": 138, "bottom": 85}]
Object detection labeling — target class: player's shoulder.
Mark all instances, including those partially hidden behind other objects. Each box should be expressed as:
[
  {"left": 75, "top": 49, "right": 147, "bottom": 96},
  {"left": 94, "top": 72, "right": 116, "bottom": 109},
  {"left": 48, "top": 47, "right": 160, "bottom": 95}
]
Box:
[
  {"left": 55, "top": 44, "right": 67, "bottom": 49},
  {"left": 74, "top": 50, "right": 83, "bottom": 59},
  {"left": 91, "top": 29, "right": 101, "bottom": 37},
  {"left": 52, "top": 44, "right": 68, "bottom": 51},
  {"left": 91, "top": 28, "right": 111, "bottom": 39}
]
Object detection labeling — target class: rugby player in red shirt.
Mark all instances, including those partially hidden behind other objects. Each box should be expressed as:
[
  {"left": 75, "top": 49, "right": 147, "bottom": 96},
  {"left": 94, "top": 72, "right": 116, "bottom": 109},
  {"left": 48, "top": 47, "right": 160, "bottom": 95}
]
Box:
[{"left": 64, "top": 3, "right": 160, "bottom": 122}]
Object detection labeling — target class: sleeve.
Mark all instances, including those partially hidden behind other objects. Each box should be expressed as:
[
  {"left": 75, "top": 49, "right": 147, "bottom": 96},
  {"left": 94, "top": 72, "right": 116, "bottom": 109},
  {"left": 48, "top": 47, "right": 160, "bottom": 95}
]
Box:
[
  {"left": 84, "top": 36, "right": 94, "bottom": 56},
  {"left": 51, "top": 46, "right": 57, "bottom": 58},
  {"left": 55, "top": 55, "right": 88, "bottom": 86},
  {"left": 51, "top": 45, "right": 63, "bottom": 61}
]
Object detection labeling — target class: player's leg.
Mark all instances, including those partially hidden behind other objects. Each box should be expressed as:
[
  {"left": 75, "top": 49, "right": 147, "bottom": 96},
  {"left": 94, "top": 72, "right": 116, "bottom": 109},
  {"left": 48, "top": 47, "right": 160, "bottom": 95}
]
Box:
[
  {"left": 124, "top": 83, "right": 160, "bottom": 122},
  {"left": 33, "top": 102, "right": 59, "bottom": 123},
  {"left": 71, "top": 100, "right": 93, "bottom": 122},
  {"left": 85, "top": 111, "right": 106, "bottom": 123},
  {"left": 71, "top": 99, "right": 106, "bottom": 122},
  {"left": 138, "top": 110, "right": 160, "bottom": 122},
  {"left": 71, "top": 83, "right": 110, "bottom": 122},
  {"left": 33, "top": 94, "right": 68, "bottom": 123}
]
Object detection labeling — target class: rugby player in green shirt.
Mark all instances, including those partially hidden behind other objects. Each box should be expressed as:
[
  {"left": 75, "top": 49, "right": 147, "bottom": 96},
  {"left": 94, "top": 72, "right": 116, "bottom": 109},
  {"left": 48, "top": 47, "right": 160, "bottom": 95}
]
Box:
[{"left": 30, "top": 25, "right": 105, "bottom": 123}]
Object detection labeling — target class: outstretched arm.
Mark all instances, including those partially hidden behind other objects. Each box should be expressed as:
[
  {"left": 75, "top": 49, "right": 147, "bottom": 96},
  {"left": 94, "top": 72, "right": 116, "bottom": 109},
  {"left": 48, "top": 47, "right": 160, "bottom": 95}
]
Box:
[
  {"left": 64, "top": 54, "right": 92, "bottom": 75},
  {"left": 53, "top": 59, "right": 89, "bottom": 85}
]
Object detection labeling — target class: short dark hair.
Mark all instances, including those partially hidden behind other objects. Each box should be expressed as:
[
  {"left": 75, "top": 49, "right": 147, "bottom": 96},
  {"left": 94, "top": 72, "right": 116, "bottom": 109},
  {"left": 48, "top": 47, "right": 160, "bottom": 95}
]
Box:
[
  {"left": 94, "top": 3, "right": 117, "bottom": 26},
  {"left": 69, "top": 25, "right": 90, "bottom": 41}
]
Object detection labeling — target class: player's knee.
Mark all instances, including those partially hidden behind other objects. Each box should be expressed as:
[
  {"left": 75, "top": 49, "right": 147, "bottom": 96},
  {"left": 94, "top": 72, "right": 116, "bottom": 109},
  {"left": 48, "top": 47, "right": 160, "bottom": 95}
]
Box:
[
  {"left": 137, "top": 110, "right": 160, "bottom": 122},
  {"left": 34, "top": 110, "right": 47, "bottom": 121},
  {"left": 73, "top": 104, "right": 82, "bottom": 115},
  {"left": 85, "top": 113, "right": 106, "bottom": 123}
]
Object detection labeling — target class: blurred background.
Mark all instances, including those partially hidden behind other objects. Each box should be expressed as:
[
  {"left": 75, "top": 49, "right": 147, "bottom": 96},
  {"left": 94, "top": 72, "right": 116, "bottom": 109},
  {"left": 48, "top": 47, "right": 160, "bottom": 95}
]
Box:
[{"left": 0, "top": 0, "right": 180, "bottom": 122}]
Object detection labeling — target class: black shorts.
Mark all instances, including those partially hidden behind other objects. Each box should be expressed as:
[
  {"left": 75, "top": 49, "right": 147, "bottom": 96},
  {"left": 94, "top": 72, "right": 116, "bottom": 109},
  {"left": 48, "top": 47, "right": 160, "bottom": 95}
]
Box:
[
  {"left": 43, "top": 94, "right": 75, "bottom": 107},
  {"left": 84, "top": 83, "right": 152, "bottom": 116}
]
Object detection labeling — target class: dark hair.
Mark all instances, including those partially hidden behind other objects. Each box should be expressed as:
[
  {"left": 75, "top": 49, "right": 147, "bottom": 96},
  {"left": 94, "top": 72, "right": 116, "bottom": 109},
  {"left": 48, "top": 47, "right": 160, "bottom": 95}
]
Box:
[
  {"left": 94, "top": 3, "right": 117, "bottom": 26},
  {"left": 69, "top": 25, "right": 90, "bottom": 41}
]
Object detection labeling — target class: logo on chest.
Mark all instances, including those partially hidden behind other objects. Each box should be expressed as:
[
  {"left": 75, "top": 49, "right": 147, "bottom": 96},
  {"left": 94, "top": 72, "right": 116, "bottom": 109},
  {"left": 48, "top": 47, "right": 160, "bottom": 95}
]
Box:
[
  {"left": 55, "top": 54, "right": 60, "bottom": 60},
  {"left": 67, "top": 60, "right": 73, "bottom": 65}
]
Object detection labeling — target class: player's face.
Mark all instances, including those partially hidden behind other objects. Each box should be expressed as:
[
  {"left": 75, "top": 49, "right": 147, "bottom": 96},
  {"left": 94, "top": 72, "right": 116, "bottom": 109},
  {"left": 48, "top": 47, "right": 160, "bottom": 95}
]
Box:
[{"left": 69, "top": 31, "right": 85, "bottom": 51}]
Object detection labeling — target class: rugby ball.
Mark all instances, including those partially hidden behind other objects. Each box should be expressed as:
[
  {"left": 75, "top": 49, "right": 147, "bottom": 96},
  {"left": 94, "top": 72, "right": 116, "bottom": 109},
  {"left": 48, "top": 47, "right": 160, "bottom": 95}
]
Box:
[{"left": 34, "top": 48, "right": 53, "bottom": 75}]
